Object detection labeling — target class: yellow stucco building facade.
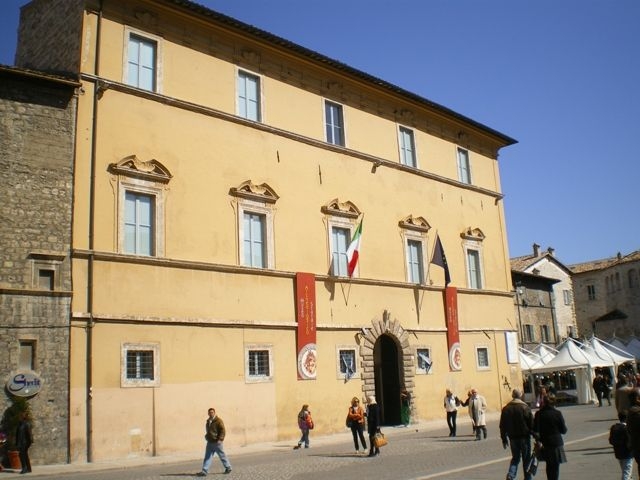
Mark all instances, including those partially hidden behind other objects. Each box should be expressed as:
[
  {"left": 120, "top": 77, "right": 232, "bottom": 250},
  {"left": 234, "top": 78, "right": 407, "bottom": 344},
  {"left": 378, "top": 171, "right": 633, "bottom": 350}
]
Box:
[{"left": 16, "top": 0, "right": 519, "bottom": 462}]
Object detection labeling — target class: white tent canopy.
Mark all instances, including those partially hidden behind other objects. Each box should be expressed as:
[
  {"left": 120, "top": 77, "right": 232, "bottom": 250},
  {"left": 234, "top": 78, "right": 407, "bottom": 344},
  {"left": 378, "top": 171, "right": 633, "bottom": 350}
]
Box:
[
  {"left": 623, "top": 337, "right": 640, "bottom": 360},
  {"left": 522, "top": 339, "right": 605, "bottom": 404},
  {"left": 531, "top": 343, "right": 558, "bottom": 364},
  {"left": 520, "top": 348, "right": 541, "bottom": 371},
  {"left": 532, "top": 339, "right": 599, "bottom": 372},
  {"left": 588, "top": 337, "right": 635, "bottom": 366}
]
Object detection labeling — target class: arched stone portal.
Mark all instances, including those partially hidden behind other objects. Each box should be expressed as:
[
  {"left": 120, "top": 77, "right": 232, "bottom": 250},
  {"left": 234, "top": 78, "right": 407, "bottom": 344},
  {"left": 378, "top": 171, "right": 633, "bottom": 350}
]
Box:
[{"left": 359, "top": 310, "right": 415, "bottom": 425}]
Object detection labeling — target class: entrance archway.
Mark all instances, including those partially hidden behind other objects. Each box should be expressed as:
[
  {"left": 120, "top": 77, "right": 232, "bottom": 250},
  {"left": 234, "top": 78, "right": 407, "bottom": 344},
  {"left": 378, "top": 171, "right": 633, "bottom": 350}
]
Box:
[
  {"left": 374, "top": 334, "right": 401, "bottom": 425},
  {"left": 360, "top": 310, "right": 415, "bottom": 425}
]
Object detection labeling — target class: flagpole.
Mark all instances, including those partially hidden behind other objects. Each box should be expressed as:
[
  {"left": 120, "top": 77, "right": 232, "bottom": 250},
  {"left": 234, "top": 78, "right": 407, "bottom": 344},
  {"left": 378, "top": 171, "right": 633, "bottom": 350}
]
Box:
[{"left": 427, "top": 230, "right": 437, "bottom": 285}]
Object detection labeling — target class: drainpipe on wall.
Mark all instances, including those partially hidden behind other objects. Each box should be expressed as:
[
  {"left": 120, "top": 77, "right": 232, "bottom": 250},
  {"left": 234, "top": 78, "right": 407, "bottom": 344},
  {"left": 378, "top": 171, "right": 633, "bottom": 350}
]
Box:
[
  {"left": 85, "top": 0, "right": 104, "bottom": 463},
  {"left": 549, "top": 289, "right": 559, "bottom": 345}
]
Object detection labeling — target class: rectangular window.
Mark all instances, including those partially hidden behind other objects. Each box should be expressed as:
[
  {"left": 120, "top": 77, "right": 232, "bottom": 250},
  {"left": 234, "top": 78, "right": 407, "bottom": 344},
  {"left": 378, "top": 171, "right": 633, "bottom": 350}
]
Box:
[
  {"left": 126, "top": 350, "right": 154, "bottom": 380},
  {"left": 237, "top": 70, "right": 261, "bottom": 121},
  {"left": 38, "top": 270, "right": 54, "bottom": 290},
  {"left": 587, "top": 284, "right": 596, "bottom": 300},
  {"left": 124, "top": 191, "right": 154, "bottom": 255},
  {"left": 122, "top": 343, "right": 160, "bottom": 387},
  {"left": 338, "top": 349, "right": 357, "bottom": 379},
  {"left": 245, "top": 344, "right": 273, "bottom": 383},
  {"left": 407, "top": 239, "right": 424, "bottom": 284},
  {"left": 541, "top": 325, "right": 550, "bottom": 343},
  {"left": 243, "top": 212, "right": 266, "bottom": 267},
  {"left": 524, "top": 324, "right": 535, "bottom": 342},
  {"left": 325, "top": 101, "right": 345, "bottom": 146},
  {"left": 248, "top": 350, "right": 270, "bottom": 377},
  {"left": 331, "top": 226, "right": 349, "bottom": 276},
  {"left": 476, "top": 346, "right": 490, "bottom": 369},
  {"left": 19, "top": 340, "right": 35, "bottom": 370},
  {"left": 127, "top": 34, "right": 157, "bottom": 91},
  {"left": 457, "top": 148, "right": 471, "bottom": 184},
  {"left": 399, "top": 127, "right": 416, "bottom": 167},
  {"left": 467, "top": 249, "right": 482, "bottom": 289},
  {"left": 416, "top": 347, "right": 432, "bottom": 374},
  {"left": 563, "top": 289, "right": 571, "bottom": 305}
]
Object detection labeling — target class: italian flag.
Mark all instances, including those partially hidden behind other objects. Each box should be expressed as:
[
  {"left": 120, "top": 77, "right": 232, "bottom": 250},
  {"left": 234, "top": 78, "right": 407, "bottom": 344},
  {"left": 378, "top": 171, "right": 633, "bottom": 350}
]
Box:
[{"left": 346, "top": 219, "right": 363, "bottom": 277}]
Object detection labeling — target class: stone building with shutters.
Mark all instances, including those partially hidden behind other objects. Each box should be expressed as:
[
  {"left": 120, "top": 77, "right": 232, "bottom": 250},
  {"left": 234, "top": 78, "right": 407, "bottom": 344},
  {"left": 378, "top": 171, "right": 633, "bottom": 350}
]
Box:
[{"left": 570, "top": 250, "right": 640, "bottom": 338}]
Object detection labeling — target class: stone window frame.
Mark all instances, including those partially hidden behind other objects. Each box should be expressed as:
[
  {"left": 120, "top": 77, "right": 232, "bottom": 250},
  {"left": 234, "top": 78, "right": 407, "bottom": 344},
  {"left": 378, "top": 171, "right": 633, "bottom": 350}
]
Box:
[
  {"left": 324, "top": 99, "right": 346, "bottom": 146},
  {"left": 236, "top": 67, "right": 263, "bottom": 122},
  {"left": 123, "top": 26, "right": 164, "bottom": 93},
  {"left": 475, "top": 344, "right": 491, "bottom": 371},
  {"left": 456, "top": 146, "right": 472, "bottom": 184},
  {"left": 336, "top": 345, "right": 359, "bottom": 380},
  {"left": 121, "top": 342, "right": 160, "bottom": 388},
  {"left": 414, "top": 346, "right": 433, "bottom": 375},
  {"left": 230, "top": 180, "right": 279, "bottom": 269},
  {"left": 28, "top": 252, "right": 65, "bottom": 291},
  {"left": 18, "top": 337, "right": 37, "bottom": 371},
  {"left": 321, "top": 199, "right": 361, "bottom": 278},
  {"left": 244, "top": 343, "right": 274, "bottom": 384},
  {"left": 399, "top": 216, "right": 430, "bottom": 285},
  {"left": 461, "top": 227, "right": 485, "bottom": 289},
  {"left": 398, "top": 125, "right": 418, "bottom": 168},
  {"left": 108, "top": 155, "right": 172, "bottom": 257}
]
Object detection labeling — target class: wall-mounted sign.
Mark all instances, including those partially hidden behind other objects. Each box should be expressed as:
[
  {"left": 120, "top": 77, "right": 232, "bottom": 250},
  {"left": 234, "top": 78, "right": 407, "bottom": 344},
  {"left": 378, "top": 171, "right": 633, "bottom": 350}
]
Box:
[{"left": 6, "top": 371, "right": 43, "bottom": 397}]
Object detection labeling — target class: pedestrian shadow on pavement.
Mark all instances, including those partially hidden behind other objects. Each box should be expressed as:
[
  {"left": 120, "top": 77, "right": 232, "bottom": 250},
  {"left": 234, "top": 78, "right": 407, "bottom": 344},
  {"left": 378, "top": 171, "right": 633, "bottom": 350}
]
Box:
[
  {"left": 566, "top": 446, "right": 611, "bottom": 456},
  {"left": 307, "top": 453, "right": 372, "bottom": 458}
]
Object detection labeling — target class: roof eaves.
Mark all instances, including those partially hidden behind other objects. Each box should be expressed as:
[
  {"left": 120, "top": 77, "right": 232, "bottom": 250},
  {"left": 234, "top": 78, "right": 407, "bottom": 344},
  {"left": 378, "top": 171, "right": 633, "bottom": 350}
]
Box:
[{"left": 163, "top": 0, "right": 517, "bottom": 148}]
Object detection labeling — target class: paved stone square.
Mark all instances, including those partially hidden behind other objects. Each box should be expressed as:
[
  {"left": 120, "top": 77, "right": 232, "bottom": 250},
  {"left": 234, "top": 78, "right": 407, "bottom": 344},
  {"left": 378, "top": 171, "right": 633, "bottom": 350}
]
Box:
[{"left": 2, "top": 403, "right": 621, "bottom": 479}]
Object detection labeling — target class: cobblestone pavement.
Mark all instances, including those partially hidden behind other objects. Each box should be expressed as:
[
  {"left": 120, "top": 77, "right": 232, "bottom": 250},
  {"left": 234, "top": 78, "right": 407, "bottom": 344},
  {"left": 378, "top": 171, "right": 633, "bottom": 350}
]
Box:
[{"left": 1, "top": 403, "right": 621, "bottom": 479}]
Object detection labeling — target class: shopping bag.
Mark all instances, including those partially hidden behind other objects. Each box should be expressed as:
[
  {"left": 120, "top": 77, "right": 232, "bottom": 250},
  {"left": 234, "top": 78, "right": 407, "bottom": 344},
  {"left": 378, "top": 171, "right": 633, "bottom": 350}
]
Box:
[{"left": 373, "top": 432, "right": 388, "bottom": 447}]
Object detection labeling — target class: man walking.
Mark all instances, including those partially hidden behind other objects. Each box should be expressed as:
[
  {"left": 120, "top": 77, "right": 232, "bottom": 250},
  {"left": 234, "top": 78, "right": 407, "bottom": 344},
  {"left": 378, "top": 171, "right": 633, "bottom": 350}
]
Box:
[
  {"left": 500, "top": 388, "right": 534, "bottom": 480},
  {"left": 198, "top": 407, "right": 232, "bottom": 476}
]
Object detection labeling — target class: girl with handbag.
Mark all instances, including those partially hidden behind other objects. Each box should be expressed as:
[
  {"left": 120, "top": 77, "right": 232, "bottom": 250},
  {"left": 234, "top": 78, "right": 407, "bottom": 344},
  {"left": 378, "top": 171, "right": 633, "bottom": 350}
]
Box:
[{"left": 346, "top": 397, "right": 367, "bottom": 454}]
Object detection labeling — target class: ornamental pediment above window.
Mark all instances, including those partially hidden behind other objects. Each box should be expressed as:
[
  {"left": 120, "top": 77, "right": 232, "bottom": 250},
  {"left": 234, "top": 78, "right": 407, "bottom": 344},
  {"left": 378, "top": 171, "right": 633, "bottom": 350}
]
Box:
[
  {"left": 108, "top": 155, "right": 172, "bottom": 183},
  {"left": 229, "top": 180, "right": 279, "bottom": 204},
  {"left": 321, "top": 199, "right": 361, "bottom": 219},
  {"left": 398, "top": 215, "right": 430, "bottom": 233},
  {"left": 461, "top": 227, "right": 485, "bottom": 241}
]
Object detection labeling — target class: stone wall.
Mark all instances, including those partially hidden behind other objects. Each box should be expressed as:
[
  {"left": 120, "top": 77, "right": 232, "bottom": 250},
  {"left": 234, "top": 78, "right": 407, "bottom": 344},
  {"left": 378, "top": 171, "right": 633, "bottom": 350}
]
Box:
[
  {"left": 15, "top": 0, "right": 84, "bottom": 76},
  {"left": 0, "top": 68, "right": 76, "bottom": 465}
]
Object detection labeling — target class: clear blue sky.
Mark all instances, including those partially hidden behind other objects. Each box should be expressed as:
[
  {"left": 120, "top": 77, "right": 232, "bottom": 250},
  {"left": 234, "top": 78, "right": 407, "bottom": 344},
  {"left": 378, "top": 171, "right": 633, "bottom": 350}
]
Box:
[{"left": 2, "top": 0, "right": 638, "bottom": 265}]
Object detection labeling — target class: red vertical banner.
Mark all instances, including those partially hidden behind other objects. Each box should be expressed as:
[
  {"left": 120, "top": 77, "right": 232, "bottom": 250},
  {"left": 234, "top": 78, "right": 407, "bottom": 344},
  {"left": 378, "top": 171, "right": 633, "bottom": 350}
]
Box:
[
  {"left": 295, "top": 273, "right": 317, "bottom": 380},
  {"left": 444, "top": 286, "right": 461, "bottom": 371}
]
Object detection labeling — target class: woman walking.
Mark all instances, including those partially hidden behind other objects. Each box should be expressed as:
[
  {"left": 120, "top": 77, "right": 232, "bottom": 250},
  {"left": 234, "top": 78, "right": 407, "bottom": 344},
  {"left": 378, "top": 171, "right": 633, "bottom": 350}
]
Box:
[
  {"left": 294, "top": 404, "right": 312, "bottom": 449},
  {"left": 444, "top": 389, "right": 459, "bottom": 437},
  {"left": 533, "top": 393, "right": 567, "bottom": 480},
  {"left": 366, "top": 396, "right": 381, "bottom": 457},
  {"left": 346, "top": 396, "right": 367, "bottom": 454}
]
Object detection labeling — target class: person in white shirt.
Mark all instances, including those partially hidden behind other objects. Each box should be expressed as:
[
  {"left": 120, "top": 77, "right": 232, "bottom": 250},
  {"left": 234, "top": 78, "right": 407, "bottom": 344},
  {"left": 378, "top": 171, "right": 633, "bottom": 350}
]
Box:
[{"left": 443, "top": 389, "right": 459, "bottom": 437}]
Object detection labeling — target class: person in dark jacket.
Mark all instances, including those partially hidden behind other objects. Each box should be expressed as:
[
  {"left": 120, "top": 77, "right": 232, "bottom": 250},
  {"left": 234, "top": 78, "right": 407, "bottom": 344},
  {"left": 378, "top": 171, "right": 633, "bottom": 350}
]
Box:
[
  {"left": 626, "top": 389, "right": 640, "bottom": 475},
  {"left": 197, "top": 407, "right": 232, "bottom": 476},
  {"left": 16, "top": 411, "right": 33, "bottom": 474},
  {"left": 609, "top": 412, "right": 633, "bottom": 480},
  {"left": 366, "top": 396, "right": 381, "bottom": 457},
  {"left": 533, "top": 393, "right": 567, "bottom": 480},
  {"left": 500, "top": 388, "right": 534, "bottom": 480}
]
